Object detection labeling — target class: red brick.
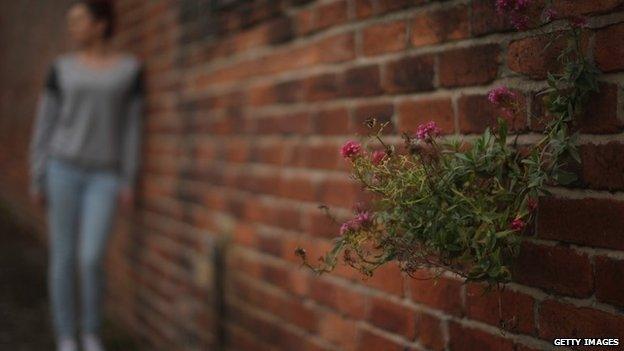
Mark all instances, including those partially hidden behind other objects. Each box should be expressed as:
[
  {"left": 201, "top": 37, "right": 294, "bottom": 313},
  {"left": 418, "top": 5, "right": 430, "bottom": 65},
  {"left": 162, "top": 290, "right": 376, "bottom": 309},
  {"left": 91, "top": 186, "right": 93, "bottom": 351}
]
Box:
[
  {"left": 407, "top": 274, "right": 463, "bottom": 316},
  {"left": 595, "top": 22, "right": 624, "bottom": 72},
  {"left": 398, "top": 98, "right": 454, "bottom": 135},
  {"left": 367, "top": 297, "right": 415, "bottom": 338},
  {"left": 458, "top": 93, "right": 527, "bottom": 133},
  {"left": 512, "top": 242, "right": 593, "bottom": 297},
  {"left": 317, "top": 311, "right": 358, "bottom": 350},
  {"left": 303, "top": 73, "right": 343, "bottom": 101},
  {"left": 314, "top": 107, "right": 350, "bottom": 135},
  {"left": 470, "top": 0, "right": 514, "bottom": 36},
  {"left": 362, "top": 20, "right": 407, "bottom": 56},
  {"left": 414, "top": 312, "right": 445, "bottom": 351},
  {"left": 317, "top": 32, "right": 356, "bottom": 63},
  {"left": 508, "top": 31, "right": 589, "bottom": 79},
  {"left": 309, "top": 278, "right": 368, "bottom": 319},
  {"left": 315, "top": 0, "right": 348, "bottom": 31},
  {"left": 448, "top": 322, "right": 514, "bottom": 351},
  {"left": 376, "top": 0, "right": 416, "bottom": 14},
  {"left": 579, "top": 142, "right": 624, "bottom": 191},
  {"left": 552, "top": 0, "right": 624, "bottom": 16},
  {"left": 465, "top": 283, "right": 535, "bottom": 335},
  {"left": 317, "top": 177, "right": 363, "bottom": 208},
  {"left": 411, "top": 4, "right": 469, "bottom": 47},
  {"left": 354, "top": 0, "right": 374, "bottom": 19},
  {"left": 343, "top": 65, "right": 382, "bottom": 97},
  {"left": 361, "top": 262, "right": 405, "bottom": 296},
  {"left": 439, "top": 44, "right": 500, "bottom": 87},
  {"left": 537, "top": 197, "right": 624, "bottom": 250},
  {"left": 352, "top": 102, "right": 395, "bottom": 135},
  {"left": 595, "top": 256, "right": 624, "bottom": 308},
  {"left": 295, "top": 8, "right": 315, "bottom": 36},
  {"left": 382, "top": 55, "right": 435, "bottom": 93},
  {"left": 538, "top": 300, "right": 624, "bottom": 342},
  {"left": 357, "top": 329, "right": 403, "bottom": 351},
  {"left": 531, "top": 83, "right": 621, "bottom": 134}
]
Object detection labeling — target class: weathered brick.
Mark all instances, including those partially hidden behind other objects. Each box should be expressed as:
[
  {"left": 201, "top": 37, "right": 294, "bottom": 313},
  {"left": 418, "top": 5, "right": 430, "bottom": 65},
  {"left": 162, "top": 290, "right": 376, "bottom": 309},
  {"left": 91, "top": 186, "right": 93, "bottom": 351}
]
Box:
[
  {"left": 465, "top": 283, "right": 535, "bottom": 335},
  {"left": 398, "top": 98, "right": 454, "bottom": 135},
  {"left": 367, "top": 297, "right": 415, "bottom": 337},
  {"left": 552, "top": 0, "right": 624, "bottom": 16},
  {"left": 303, "top": 73, "right": 343, "bottom": 101},
  {"left": 439, "top": 44, "right": 500, "bottom": 87},
  {"left": 595, "top": 22, "right": 624, "bottom": 72},
  {"left": 343, "top": 65, "right": 382, "bottom": 97},
  {"left": 537, "top": 197, "right": 624, "bottom": 250},
  {"left": 357, "top": 329, "right": 403, "bottom": 351},
  {"left": 382, "top": 55, "right": 435, "bottom": 93},
  {"left": 508, "top": 31, "right": 589, "bottom": 79},
  {"left": 458, "top": 93, "right": 527, "bottom": 133},
  {"left": 539, "top": 300, "right": 624, "bottom": 341},
  {"left": 470, "top": 0, "right": 514, "bottom": 36},
  {"left": 362, "top": 20, "right": 407, "bottom": 56},
  {"left": 314, "top": 107, "right": 350, "bottom": 135},
  {"left": 448, "top": 322, "right": 514, "bottom": 351},
  {"left": 595, "top": 256, "right": 624, "bottom": 308},
  {"left": 315, "top": 0, "right": 348, "bottom": 31},
  {"left": 407, "top": 274, "right": 463, "bottom": 316},
  {"left": 309, "top": 278, "right": 368, "bottom": 319},
  {"left": 531, "top": 83, "right": 621, "bottom": 134},
  {"left": 512, "top": 242, "right": 593, "bottom": 297},
  {"left": 411, "top": 4, "right": 469, "bottom": 47},
  {"left": 579, "top": 142, "right": 624, "bottom": 191}
]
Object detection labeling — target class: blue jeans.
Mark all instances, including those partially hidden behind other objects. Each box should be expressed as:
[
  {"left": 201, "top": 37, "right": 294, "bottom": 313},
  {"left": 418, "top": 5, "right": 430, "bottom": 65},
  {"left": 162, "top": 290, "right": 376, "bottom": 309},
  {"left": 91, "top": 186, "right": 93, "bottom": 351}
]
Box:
[{"left": 45, "top": 157, "right": 121, "bottom": 339}]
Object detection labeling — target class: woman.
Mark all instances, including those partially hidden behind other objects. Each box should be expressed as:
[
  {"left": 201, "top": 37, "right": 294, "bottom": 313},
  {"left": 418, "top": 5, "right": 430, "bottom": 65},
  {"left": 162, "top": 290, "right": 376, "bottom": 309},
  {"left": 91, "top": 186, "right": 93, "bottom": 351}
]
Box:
[{"left": 28, "top": 1, "right": 144, "bottom": 350}]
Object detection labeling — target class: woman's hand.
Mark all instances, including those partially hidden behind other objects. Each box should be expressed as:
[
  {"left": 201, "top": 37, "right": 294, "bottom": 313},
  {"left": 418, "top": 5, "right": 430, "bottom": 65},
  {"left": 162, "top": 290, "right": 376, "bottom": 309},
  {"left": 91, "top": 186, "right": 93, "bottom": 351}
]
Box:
[{"left": 118, "top": 185, "right": 135, "bottom": 211}]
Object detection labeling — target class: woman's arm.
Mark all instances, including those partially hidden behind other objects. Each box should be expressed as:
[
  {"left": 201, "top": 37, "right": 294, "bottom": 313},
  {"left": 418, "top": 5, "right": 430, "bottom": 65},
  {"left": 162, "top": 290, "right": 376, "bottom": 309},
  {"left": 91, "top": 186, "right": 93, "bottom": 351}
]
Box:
[
  {"left": 29, "top": 61, "right": 61, "bottom": 198},
  {"left": 119, "top": 63, "right": 145, "bottom": 193}
]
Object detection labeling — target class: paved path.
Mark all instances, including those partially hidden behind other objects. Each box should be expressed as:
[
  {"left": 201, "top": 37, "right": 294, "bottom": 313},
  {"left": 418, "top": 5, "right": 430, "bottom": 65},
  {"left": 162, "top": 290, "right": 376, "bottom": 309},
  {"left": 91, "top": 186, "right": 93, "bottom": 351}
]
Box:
[{"left": 0, "top": 203, "right": 138, "bottom": 350}]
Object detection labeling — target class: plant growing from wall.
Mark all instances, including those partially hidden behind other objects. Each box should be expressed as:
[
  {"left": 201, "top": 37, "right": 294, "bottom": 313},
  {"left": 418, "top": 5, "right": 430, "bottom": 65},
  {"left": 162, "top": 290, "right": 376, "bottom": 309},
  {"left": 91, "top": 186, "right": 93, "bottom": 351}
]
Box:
[{"left": 295, "top": 2, "right": 601, "bottom": 286}]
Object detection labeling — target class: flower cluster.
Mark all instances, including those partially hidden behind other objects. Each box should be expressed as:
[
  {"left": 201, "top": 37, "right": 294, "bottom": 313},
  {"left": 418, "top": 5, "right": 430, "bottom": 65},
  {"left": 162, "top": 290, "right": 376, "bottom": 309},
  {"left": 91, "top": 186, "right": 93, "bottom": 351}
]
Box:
[
  {"left": 340, "top": 209, "right": 373, "bottom": 235},
  {"left": 340, "top": 140, "right": 361, "bottom": 159},
  {"left": 415, "top": 121, "right": 442, "bottom": 142},
  {"left": 496, "top": 0, "right": 531, "bottom": 29},
  {"left": 297, "top": 1, "right": 599, "bottom": 287}
]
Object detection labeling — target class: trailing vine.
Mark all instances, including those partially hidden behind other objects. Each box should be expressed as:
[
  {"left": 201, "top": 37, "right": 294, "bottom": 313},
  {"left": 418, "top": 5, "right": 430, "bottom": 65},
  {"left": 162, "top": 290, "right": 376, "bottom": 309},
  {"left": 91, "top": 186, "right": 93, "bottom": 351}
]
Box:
[{"left": 295, "top": 2, "right": 601, "bottom": 287}]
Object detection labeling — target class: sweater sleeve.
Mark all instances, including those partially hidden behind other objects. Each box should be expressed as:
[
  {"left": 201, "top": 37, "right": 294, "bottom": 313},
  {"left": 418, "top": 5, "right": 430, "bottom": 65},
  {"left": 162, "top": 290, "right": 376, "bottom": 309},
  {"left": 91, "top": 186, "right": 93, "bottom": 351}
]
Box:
[
  {"left": 119, "top": 63, "right": 145, "bottom": 190},
  {"left": 29, "top": 61, "right": 61, "bottom": 196}
]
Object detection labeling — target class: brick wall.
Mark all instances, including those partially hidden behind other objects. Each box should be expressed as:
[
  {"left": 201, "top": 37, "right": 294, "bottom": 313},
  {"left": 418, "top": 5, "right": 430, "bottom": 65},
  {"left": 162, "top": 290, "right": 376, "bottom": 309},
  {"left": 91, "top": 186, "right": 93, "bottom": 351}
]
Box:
[{"left": 2, "top": 1, "right": 624, "bottom": 350}]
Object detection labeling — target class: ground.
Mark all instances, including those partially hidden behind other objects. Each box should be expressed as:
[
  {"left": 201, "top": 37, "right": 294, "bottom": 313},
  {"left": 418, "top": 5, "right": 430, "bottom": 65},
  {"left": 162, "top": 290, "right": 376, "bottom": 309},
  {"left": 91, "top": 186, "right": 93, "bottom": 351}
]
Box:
[{"left": 0, "top": 202, "right": 139, "bottom": 351}]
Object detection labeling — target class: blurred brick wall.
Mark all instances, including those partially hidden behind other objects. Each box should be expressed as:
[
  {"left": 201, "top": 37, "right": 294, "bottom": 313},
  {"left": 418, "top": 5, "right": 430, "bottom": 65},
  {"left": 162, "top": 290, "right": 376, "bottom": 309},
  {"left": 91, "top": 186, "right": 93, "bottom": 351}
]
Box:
[
  {"left": 0, "top": 0, "right": 73, "bottom": 230},
  {"left": 2, "top": 1, "right": 624, "bottom": 351}
]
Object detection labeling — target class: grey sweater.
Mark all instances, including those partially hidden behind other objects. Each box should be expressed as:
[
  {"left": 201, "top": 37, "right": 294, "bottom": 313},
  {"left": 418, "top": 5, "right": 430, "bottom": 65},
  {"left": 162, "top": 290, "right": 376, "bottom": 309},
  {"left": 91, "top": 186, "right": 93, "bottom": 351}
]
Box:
[{"left": 29, "top": 52, "right": 144, "bottom": 195}]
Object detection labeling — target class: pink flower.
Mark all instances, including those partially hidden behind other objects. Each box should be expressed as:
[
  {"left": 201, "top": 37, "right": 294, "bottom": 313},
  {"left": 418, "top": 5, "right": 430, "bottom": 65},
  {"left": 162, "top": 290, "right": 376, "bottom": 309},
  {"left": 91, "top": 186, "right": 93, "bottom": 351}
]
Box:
[
  {"left": 488, "top": 86, "right": 518, "bottom": 106},
  {"left": 339, "top": 221, "right": 353, "bottom": 235},
  {"left": 339, "top": 210, "right": 373, "bottom": 235},
  {"left": 340, "top": 140, "right": 362, "bottom": 159},
  {"left": 415, "top": 121, "right": 442, "bottom": 141},
  {"left": 371, "top": 150, "right": 387, "bottom": 165},
  {"left": 510, "top": 217, "right": 525, "bottom": 231},
  {"left": 496, "top": 0, "right": 530, "bottom": 14},
  {"left": 510, "top": 13, "right": 529, "bottom": 30},
  {"left": 354, "top": 211, "right": 372, "bottom": 226}
]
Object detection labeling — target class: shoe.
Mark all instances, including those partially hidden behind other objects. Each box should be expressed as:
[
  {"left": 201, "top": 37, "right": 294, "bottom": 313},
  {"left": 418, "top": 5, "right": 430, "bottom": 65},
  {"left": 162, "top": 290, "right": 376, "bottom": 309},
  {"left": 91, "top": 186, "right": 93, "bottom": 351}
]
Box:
[
  {"left": 57, "top": 336, "right": 78, "bottom": 351},
  {"left": 82, "top": 332, "right": 106, "bottom": 351}
]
